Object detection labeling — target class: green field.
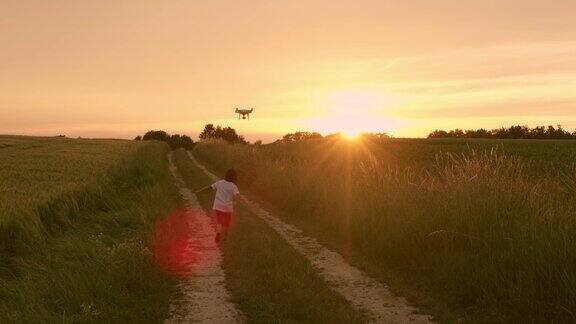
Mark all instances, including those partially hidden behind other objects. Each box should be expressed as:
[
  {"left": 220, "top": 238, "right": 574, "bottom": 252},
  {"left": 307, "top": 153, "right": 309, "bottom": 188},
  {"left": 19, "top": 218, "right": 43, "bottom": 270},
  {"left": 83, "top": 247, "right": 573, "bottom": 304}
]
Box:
[
  {"left": 194, "top": 137, "right": 576, "bottom": 323},
  {"left": 0, "top": 136, "right": 181, "bottom": 322}
]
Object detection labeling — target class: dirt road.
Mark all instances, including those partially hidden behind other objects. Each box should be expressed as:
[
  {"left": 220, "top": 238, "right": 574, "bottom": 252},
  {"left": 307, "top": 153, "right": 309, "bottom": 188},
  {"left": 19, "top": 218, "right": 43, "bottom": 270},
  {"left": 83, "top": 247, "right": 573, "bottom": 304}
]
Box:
[{"left": 165, "top": 152, "right": 242, "bottom": 323}]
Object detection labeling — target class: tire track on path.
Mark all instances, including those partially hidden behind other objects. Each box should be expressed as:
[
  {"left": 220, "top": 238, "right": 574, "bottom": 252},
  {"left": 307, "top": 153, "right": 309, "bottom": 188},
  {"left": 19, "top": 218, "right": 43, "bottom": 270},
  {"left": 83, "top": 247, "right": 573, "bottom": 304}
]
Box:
[
  {"left": 165, "top": 152, "right": 242, "bottom": 323},
  {"left": 188, "top": 151, "right": 433, "bottom": 323}
]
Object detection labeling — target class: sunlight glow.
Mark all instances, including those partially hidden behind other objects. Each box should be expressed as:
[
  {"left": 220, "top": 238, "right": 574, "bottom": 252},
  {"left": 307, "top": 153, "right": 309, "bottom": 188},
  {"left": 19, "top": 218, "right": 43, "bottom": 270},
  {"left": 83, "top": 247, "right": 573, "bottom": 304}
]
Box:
[
  {"left": 342, "top": 130, "right": 361, "bottom": 139},
  {"left": 322, "top": 89, "right": 399, "bottom": 115},
  {"left": 305, "top": 88, "right": 402, "bottom": 137},
  {"left": 307, "top": 114, "right": 399, "bottom": 137}
]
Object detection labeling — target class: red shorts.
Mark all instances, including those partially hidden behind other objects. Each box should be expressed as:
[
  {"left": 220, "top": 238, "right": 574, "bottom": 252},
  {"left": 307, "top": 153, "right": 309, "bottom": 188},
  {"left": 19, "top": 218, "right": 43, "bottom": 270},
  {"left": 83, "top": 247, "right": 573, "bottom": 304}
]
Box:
[{"left": 214, "top": 210, "right": 232, "bottom": 228}]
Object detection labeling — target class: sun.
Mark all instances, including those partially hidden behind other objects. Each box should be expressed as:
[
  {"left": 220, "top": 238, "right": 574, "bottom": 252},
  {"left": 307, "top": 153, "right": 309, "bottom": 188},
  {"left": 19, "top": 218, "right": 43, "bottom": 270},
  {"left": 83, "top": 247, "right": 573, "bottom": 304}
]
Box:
[{"left": 341, "top": 130, "right": 360, "bottom": 139}]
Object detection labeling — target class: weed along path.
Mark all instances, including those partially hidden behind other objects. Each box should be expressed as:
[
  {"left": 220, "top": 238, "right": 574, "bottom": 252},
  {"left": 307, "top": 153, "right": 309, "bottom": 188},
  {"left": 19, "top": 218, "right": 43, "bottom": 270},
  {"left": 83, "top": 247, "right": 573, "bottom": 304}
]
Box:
[
  {"left": 165, "top": 152, "right": 243, "bottom": 323},
  {"left": 187, "top": 151, "right": 433, "bottom": 323}
]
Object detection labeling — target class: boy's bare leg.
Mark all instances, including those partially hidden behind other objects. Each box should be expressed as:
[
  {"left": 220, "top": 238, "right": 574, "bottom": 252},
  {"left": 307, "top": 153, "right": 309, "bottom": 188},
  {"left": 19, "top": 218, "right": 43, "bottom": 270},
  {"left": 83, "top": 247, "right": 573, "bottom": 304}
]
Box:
[
  {"left": 215, "top": 230, "right": 221, "bottom": 243},
  {"left": 212, "top": 213, "right": 222, "bottom": 243},
  {"left": 216, "top": 225, "right": 231, "bottom": 244}
]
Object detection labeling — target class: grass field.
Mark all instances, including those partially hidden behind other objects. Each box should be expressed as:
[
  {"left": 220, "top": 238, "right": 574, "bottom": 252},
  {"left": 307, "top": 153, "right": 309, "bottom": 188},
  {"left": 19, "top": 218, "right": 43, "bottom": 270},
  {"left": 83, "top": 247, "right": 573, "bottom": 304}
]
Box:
[
  {"left": 0, "top": 136, "right": 181, "bottom": 322},
  {"left": 0, "top": 136, "right": 136, "bottom": 256},
  {"left": 172, "top": 149, "right": 367, "bottom": 323},
  {"left": 195, "top": 137, "right": 576, "bottom": 323}
]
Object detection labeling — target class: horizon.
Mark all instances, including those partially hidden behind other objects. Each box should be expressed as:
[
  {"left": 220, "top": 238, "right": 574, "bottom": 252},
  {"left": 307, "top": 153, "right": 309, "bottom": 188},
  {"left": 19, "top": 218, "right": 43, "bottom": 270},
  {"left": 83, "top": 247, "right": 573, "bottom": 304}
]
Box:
[
  {"left": 2, "top": 1, "right": 576, "bottom": 141},
  {"left": 4, "top": 122, "right": 576, "bottom": 144}
]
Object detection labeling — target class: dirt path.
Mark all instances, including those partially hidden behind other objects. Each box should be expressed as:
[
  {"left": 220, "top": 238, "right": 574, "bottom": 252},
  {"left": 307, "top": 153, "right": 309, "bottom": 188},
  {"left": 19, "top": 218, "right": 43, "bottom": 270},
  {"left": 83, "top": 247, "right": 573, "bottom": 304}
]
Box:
[
  {"left": 188, "top": 151, "right": 433, "bottom": 323},
  {"left": 165, "top": 152, "right": 242, "bottom": 323}
]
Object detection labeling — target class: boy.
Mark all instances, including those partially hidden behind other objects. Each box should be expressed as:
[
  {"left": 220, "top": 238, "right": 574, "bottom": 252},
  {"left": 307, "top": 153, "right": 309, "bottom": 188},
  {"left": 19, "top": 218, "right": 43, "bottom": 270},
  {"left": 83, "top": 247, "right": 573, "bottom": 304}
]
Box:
[{"left": 196, "top": 169, "right": 239, "bottom": 243}]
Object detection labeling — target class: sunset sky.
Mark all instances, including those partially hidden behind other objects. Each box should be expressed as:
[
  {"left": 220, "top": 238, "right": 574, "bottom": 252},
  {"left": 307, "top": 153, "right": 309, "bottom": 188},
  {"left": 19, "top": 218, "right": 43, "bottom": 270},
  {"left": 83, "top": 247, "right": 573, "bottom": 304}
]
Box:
[{"left": 1, "top": 0, "right": 575, "bottom": 142}]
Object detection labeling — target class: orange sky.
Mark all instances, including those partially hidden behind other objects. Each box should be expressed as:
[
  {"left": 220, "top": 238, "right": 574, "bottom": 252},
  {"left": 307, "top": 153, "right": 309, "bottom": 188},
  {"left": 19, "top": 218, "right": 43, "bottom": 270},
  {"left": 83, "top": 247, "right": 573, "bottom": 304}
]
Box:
[{"left": 1, "top": 0, "right": 575, "bottom": 142}]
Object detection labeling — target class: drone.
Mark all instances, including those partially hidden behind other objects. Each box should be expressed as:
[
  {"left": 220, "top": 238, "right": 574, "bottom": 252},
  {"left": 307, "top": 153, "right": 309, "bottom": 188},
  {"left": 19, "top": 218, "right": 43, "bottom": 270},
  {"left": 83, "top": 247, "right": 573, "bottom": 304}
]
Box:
[{"left": 235, "top": 108, "right": 254, "bottom": 120}]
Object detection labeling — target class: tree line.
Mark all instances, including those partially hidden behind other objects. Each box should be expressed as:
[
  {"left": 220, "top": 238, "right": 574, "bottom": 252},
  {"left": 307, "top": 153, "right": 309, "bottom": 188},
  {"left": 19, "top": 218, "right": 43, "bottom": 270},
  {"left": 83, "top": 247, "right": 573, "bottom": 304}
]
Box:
[
  {"left": 135, "top": 124, "right": 247, "bottom": 149},
  {"left": 135, "top": 130, "right": 195, "bottom": 150},
  {"left": 428, "top": 125, "right": 576, "bottom": 140},
  {"left": 280, "top": 131, "right": 391, "bottom": 142},
  {"left": 137, "top": 123, "right": 576, "bottom": 148}
]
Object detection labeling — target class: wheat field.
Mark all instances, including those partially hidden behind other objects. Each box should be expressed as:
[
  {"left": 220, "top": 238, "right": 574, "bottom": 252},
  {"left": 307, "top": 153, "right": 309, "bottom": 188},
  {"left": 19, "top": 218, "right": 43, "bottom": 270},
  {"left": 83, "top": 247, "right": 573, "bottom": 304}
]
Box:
[{"left": 0, "top": 136, "right": 180, "bottom": 322}]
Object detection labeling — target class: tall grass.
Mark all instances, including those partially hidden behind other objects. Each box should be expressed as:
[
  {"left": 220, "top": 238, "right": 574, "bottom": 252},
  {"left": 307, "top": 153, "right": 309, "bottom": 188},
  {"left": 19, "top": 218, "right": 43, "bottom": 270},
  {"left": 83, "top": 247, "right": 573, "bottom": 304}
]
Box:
[
  {"left": 195, "top": 138, "right": 576, "bottom": 322},
  {"left": 0, "top": 136, "right": 181, "bottom": 322}
]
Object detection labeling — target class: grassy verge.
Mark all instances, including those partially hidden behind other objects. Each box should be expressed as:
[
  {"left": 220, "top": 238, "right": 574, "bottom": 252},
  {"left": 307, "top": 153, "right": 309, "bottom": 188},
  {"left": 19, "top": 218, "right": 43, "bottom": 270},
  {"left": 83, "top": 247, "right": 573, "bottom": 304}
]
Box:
[
  {"left": 194, "top": 139, "right": 576, "bottom": 323},
  {"left": 172, "top": 149, "right": 366, "bottom": 323},
  {"left": 0, "top": 139, "right": 181, "bottom": 322}
]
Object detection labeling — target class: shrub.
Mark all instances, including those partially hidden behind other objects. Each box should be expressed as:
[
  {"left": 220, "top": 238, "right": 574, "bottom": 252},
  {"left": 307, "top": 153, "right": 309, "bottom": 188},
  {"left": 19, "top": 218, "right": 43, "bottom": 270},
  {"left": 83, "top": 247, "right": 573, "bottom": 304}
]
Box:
[
  {"left": 282, "top": 132, "right": 323, "bottom": 142},
  {"left": 140, "top": 130, "right": 194, "bottom": 150}
]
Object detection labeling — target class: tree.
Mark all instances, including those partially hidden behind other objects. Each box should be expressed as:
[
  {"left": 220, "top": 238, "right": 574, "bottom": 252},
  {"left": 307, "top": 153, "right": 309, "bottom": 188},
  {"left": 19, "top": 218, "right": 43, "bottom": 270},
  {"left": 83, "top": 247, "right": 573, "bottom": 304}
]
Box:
[
  {"left": 142, "top": 130, "right": 170, "bottom": 142},
  {"left": 134, "top": 135, "right": 142, "bottom": 141},
  {"left": 428, "top": 130, "right": 450, "bottom": 138},
  {"left": 199, "top": 124, "right": 216, "bottom": 140},
  {"left": 167, "top": 134, "right": 194, "bottom": 150},
  {"left": 199, "top": 124, "right": 247, "bottom": 144},
  {"left": 139, "top": 130, "right": 195, "bottom": 150},
  {"left": 450, "top": 129, "right": 465, "bottom": 138},
  {"left": 529, "top": 126, "right": 546, "bottom": 139},
  {"left": 463, "top": 129, "right": 492, "bottom": 138}
]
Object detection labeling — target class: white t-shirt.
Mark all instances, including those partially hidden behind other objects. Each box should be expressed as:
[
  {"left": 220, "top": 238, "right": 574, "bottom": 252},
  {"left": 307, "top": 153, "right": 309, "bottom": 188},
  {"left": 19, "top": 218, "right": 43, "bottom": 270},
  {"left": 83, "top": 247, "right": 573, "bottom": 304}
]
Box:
[{"left": 211, "top": 180, "right": 240, "bottom": 212}]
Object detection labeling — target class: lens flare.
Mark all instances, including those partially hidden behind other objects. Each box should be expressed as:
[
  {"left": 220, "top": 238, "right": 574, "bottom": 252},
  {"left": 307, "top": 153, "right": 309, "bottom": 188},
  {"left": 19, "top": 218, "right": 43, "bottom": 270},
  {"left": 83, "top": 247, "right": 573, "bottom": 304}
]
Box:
[{"left": 150, "top": 208, "right": 201, "bottom": 278}]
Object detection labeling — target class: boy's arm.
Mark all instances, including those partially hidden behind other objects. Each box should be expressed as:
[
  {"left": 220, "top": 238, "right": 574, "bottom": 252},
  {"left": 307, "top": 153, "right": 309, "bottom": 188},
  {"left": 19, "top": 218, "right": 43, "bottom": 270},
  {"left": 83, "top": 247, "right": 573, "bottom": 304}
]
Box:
[
  {"left": 195, "top": 184, "right": 213, "bottom": 194},
  {"left": 233, "top": 187, "right": 241, "bottom": 202}
]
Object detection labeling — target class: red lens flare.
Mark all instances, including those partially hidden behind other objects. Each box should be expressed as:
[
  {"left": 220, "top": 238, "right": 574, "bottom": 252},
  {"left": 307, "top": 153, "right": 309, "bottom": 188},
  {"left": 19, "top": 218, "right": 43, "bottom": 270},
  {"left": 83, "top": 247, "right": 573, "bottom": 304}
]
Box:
[{"left": 150, "top": 208, "right": 202, "bottom": 278}]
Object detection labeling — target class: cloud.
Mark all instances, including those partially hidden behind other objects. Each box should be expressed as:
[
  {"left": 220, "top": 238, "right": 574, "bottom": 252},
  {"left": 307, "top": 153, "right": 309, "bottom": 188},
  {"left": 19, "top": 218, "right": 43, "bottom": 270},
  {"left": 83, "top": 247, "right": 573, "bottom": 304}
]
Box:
[
  {"left": 368, "top": 42, "right": 576, "bottom": 120},
  {"left": 393, "top": 100, "right": 576, "bottom": 119},
  {"left": 379, "top": 41, "right": 576, "bottom": 82}
]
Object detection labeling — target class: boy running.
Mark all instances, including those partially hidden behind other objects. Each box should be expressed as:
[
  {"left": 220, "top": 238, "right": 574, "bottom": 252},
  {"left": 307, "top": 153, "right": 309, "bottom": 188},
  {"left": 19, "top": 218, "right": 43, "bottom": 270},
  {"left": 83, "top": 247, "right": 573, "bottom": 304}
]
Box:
[{"left": 196, "top": 169, "right": 239, "bottom": 243}]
